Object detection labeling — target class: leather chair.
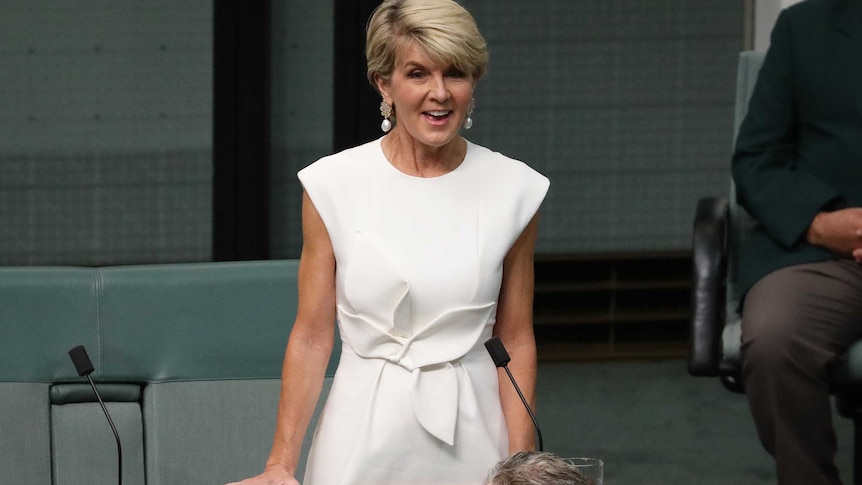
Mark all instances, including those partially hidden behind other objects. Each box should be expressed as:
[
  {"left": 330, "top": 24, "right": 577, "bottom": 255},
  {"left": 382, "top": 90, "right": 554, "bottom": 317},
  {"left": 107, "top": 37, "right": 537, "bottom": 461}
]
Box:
[{"left": 687, "top": 51, "right": 862, "bottom": 485}]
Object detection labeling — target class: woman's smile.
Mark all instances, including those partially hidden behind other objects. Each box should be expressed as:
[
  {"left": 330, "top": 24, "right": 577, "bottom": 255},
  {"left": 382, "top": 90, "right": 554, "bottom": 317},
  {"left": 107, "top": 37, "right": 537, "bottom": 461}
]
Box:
[{"left": 423, "top": 110, "right": 453, "bottom": 125}]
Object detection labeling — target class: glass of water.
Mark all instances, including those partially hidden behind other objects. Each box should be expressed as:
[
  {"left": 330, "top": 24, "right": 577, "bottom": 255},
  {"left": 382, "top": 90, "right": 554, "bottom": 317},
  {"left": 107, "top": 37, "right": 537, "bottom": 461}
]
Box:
[{"left": 568, "top": 457, "right": 603, "bottom": 485}]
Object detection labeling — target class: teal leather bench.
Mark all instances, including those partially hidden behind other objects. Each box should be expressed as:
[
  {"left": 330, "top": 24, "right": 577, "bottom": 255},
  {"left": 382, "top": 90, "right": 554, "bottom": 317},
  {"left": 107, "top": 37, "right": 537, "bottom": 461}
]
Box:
[{"left": 0, "top": 260, "right": 338, "bottom": 485}]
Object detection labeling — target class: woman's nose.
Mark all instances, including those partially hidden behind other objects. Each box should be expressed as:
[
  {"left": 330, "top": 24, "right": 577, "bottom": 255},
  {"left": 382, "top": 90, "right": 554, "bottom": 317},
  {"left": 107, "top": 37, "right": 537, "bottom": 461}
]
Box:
[{"left": 429, "top": 74, "right": 450, "bottom": 101}]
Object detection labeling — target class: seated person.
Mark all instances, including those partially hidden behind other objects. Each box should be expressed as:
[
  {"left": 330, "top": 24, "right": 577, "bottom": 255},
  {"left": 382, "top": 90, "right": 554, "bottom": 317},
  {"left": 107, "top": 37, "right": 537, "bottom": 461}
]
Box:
[
  {"left": 487, "top": 451, "right": 592, "bottom": 485},
  {"left": 732, "top": 1, "right": 862, "bottom": 483}
]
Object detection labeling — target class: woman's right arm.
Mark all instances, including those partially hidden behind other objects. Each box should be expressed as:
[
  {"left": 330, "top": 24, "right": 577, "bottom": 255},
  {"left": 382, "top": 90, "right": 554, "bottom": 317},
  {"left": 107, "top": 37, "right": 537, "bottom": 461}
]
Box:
[{"left": 227, "top": 191, "right": 337, "bottom": 485}]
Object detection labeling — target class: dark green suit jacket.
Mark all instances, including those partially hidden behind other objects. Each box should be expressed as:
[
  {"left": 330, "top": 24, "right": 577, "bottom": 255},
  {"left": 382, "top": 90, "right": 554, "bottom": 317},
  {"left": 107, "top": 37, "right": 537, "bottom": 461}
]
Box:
[{"left": 732, "top": 0, "right": 862, "bottom": 297}]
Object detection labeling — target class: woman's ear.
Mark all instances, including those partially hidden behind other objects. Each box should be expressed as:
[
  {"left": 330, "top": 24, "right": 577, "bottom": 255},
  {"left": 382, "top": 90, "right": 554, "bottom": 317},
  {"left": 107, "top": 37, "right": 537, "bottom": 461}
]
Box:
[{"left": 374, "top": 74, "right": 390, "bottom": 102}]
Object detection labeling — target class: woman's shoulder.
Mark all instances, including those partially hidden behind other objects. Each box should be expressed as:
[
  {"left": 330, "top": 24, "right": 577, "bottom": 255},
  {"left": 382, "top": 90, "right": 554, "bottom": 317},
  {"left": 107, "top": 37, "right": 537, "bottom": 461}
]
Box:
[
  {"left": 298, "top": 138, "right": 382, "bottom": 184},
  {"left": 467, "top": 141, "right": 549, "bottom": 189},
  {"left": 302, "top": 139, "right": 380, "bottom": 172},
  {"left": 466, "top": 140, "right": 550, "bottom": 230}
]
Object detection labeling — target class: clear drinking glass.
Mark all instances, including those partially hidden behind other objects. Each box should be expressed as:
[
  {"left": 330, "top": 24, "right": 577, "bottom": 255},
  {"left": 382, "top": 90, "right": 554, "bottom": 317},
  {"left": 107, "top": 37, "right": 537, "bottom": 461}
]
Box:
[{"left": 568, "top": 457, "right": 603, "bottom": 485}]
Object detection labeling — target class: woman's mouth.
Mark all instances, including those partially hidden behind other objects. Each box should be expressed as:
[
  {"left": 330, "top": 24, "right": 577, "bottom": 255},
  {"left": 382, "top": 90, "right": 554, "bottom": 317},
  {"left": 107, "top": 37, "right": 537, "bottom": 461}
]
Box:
[{"left": 423, "top": 110, "right": 452, "bottom": 125}]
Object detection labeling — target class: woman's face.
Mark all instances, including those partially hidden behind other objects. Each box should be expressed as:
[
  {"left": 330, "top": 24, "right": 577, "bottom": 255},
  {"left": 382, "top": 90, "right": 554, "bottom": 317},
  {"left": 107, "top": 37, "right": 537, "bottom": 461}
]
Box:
[{"left": 377, "top": 42, "right": 475, "bottom": 150}]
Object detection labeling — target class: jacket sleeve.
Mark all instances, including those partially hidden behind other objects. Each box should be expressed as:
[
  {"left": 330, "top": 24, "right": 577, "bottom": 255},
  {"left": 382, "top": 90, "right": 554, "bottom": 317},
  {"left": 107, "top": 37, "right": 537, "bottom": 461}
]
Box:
[{"left": 731, "top": 10, "right": 843, "bottom": 250}]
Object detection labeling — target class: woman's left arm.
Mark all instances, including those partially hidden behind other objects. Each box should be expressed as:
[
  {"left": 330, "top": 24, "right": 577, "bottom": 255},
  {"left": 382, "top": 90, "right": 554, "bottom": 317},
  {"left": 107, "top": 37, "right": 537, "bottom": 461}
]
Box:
[{"left": 494, "top": 213, "right": 541, "bottom": 453}]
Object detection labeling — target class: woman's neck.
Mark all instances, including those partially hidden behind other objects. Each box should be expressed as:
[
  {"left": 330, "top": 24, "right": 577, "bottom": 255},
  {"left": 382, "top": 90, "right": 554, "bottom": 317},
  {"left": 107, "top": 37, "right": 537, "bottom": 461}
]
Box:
[{"left": 381, "top": 131, "right": 467, "bottom": 178}]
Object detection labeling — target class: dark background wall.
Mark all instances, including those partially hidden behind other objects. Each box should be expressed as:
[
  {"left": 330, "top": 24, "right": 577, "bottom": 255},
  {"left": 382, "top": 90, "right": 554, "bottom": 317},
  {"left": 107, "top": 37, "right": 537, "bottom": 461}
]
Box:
[{"left": 0, "top": 0, "right": 744, "bottom": 266}]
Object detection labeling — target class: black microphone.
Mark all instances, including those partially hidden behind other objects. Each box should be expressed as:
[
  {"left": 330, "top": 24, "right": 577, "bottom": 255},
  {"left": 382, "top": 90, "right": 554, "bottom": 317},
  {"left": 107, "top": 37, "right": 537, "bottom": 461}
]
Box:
[
  {"left": 484, "top": 336, "right": 544, "bottom": 451},
  {"left": 68, "top": 345, "right": 122, "bottom": 485}
]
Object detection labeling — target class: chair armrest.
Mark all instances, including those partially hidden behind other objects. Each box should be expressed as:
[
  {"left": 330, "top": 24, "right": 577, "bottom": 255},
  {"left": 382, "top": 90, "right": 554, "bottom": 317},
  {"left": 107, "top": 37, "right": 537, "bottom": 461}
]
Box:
[
  {"left": 828, "top": 341, "right": 862, "bottom": 418},
  {"left": 688, "top": 197, "right": 730, "bottom": 377},
  {"left": 828, "top": 341, "right": 862, "bottom": 387}
]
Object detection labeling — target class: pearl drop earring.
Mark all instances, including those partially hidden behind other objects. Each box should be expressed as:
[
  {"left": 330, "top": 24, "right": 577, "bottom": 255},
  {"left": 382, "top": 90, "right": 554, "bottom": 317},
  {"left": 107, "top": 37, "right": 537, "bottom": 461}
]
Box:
[
  {"left": 464, "top": 98, "right": 475, "bottom": 130},
  {"left": 380, "top": 100, "right": 393, "bottom": 133}
]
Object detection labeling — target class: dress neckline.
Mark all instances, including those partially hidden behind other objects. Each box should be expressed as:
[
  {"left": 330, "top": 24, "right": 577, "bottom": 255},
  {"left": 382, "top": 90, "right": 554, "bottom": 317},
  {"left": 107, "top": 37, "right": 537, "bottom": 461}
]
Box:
[{"left": 376, "top": 137, "right": 473, "bottom": 181}]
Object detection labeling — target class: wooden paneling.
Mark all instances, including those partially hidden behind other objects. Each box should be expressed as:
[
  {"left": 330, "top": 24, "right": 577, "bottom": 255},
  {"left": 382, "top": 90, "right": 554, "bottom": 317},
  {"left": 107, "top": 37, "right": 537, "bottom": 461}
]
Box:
[{"left": 534, "top": 251, "right": 691, "bottom": 360}]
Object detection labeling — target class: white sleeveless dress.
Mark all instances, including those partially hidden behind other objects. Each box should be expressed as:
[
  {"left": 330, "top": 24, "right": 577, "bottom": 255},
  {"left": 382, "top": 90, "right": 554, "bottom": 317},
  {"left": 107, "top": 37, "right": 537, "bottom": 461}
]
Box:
[{"left": 297, "top": 138, "right": 549, "bottom": 485}]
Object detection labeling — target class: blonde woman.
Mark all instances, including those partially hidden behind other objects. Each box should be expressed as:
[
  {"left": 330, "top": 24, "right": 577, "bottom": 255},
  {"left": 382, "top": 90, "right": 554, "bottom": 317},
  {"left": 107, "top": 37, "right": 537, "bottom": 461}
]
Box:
[{"left": 229, "top": 1, "right": 548, "bottom": 483}]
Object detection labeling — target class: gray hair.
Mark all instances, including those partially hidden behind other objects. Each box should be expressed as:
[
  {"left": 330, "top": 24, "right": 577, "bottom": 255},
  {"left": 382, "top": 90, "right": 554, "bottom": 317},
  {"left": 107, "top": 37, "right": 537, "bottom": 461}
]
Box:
[{"left": 487, "top": 451, "right": 593, "bottom": 485}]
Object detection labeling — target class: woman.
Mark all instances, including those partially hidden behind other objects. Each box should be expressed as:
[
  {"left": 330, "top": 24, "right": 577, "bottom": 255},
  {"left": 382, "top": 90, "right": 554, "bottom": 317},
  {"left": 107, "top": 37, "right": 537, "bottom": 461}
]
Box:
[{"left": 229, "top": 1, "right": 549, "bottom": 483}]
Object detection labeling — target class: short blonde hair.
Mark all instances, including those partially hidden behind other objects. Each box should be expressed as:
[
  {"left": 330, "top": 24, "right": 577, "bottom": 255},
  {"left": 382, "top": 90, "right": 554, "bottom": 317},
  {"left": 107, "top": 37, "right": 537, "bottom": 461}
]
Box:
[{"left": 365, "top": 0, "right": 488, "bottom": 91}]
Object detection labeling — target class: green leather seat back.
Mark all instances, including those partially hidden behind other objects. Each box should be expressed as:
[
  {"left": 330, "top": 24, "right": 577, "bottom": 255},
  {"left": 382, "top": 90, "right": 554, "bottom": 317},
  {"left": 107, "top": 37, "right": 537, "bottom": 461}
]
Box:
[
  {"left": 99, "top": 260, "right": 298, "bottom": 381},
  {"left": 0, "top": 267, "right": 99, "bottom": 382}
]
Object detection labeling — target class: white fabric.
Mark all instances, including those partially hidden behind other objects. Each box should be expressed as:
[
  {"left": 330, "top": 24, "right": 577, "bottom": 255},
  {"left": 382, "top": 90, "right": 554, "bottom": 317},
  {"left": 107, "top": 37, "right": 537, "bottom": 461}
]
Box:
[{"left": 297, "top": 138, "right": 549, "bottom": 485}]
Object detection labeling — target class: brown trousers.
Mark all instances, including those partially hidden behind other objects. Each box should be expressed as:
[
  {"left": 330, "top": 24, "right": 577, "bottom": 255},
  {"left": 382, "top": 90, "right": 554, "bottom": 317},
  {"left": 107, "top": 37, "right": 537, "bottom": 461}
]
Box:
[{"left": 742, "top": 259, "right": 862, "bottom": 485}]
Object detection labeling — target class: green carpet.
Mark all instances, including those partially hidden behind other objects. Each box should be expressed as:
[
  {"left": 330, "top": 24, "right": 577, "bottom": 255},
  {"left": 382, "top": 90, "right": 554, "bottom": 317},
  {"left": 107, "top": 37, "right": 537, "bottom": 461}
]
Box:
[{"left": 535, "top": 359, "right": 854, "bottom": 484}]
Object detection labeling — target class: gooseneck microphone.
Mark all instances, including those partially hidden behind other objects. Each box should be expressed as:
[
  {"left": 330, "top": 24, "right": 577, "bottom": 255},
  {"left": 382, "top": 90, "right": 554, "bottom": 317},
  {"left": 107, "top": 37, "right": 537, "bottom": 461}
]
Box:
[
  {"left": 484, "top": 336, "right": 544, "bottom": 451},
  {"left": 68, "top": 345, "right": 122, "bottom": 485}
]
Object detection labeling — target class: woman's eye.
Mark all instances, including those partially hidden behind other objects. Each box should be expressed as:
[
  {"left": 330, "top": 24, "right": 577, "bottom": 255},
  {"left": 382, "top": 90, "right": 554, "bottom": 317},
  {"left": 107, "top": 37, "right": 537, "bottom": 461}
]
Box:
[
  {"left": 446, "top": 69, "right": 466, "bottom": 78},
  {"left": 408, "top": 70, "right": 425, "bottom": 79}
]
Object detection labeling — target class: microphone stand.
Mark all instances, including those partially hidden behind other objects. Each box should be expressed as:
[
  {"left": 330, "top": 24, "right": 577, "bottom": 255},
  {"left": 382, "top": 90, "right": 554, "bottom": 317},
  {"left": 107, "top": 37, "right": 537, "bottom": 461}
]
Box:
[
  {"left": 484, "top": 337, "right": 544, "bottom": 451},
  {"left": 85, "top": 373, "right": 122, "bottom": 485},
  {"left": 501, "top": 364, "right": 544, "bottom": 451},
  {"left": 69, "top": 345, "right": 122, "bottom": 485}
]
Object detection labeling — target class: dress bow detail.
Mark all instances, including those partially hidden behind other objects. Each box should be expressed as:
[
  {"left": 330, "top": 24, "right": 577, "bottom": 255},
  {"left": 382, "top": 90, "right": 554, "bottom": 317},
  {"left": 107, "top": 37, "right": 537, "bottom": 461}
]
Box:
[{"left": 337, "top": 300, "right": 496, "bottom": 445}]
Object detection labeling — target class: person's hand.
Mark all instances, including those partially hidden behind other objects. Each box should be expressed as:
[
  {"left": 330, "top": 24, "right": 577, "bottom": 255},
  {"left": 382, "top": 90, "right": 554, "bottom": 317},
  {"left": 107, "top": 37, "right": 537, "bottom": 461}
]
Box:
[
  {"left": 225, "top": 464, "right": 300, "bottom": 485},
  {"left": 806, "top": 208, "right": 862, "bottom": 261}
]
